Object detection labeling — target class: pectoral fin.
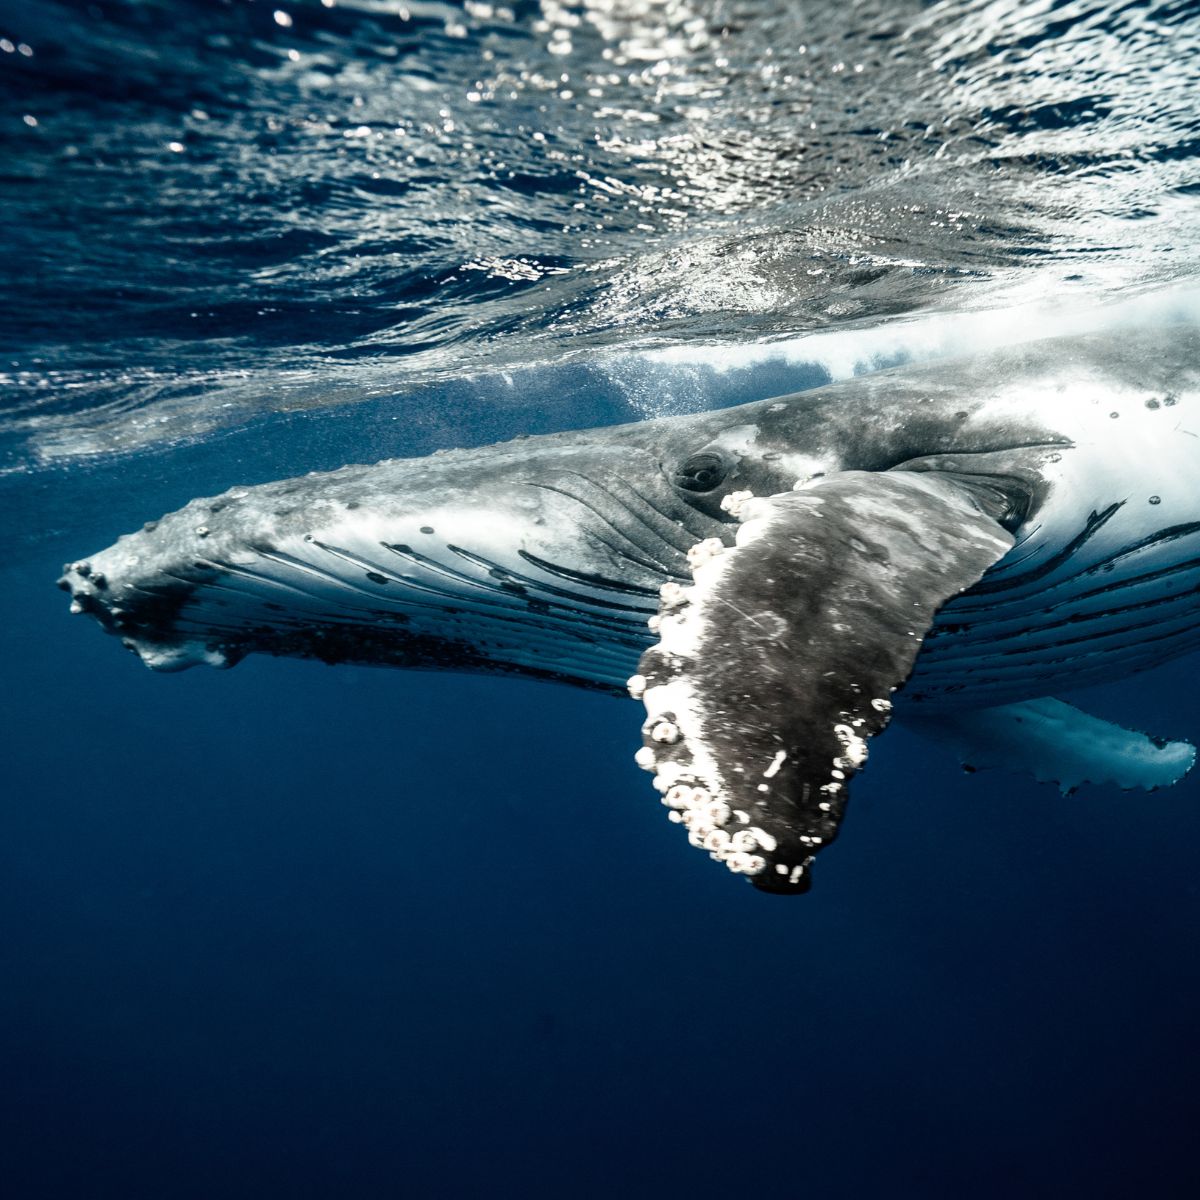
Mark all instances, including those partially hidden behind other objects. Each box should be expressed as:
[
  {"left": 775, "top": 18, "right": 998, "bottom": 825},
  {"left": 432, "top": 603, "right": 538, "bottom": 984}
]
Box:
[
  {"left": 630, "top": 471, "right": 1015, "bottom": 893},
  {"left": 912, "top": 698, "right": 1196, "bottom": 794}
]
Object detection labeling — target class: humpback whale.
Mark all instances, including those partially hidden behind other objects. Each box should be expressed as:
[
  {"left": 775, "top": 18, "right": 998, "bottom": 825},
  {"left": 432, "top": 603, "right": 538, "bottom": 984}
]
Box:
[{"left": 60, "top": 327, "right": 1200, "bottom": 893}]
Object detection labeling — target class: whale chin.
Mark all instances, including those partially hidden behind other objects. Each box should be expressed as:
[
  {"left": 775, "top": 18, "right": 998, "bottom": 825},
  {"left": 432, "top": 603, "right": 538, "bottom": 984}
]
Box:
[{"left": 60, "top": 437, "right": 723, "bottom": 689}]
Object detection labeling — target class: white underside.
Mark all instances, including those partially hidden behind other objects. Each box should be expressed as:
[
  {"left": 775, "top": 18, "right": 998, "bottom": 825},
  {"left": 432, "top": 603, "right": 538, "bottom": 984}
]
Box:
[{"left": 911, "top": 698, "right": 1196, "bottom": 793}]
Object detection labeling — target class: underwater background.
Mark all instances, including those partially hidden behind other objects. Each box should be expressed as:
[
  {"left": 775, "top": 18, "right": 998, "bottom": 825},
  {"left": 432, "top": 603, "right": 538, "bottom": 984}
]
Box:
[{"left": 3, "top": 1, "right": 1200, "bottom": 1195}]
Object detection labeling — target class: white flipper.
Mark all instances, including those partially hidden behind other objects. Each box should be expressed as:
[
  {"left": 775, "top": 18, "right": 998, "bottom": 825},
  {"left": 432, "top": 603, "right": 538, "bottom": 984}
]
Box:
[{"left": 912, "top": 698, "right": 1196, "bottom": 794}]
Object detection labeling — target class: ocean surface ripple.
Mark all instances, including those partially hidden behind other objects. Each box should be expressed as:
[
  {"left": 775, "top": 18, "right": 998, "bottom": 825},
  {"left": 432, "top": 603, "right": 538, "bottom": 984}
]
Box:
[{"left": 1, "top": 0, "right": 1198, "bottom": 462}]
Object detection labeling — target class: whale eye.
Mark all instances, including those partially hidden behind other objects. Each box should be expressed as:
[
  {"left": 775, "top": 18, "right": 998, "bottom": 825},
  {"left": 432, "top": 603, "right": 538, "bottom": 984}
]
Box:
[{"left": 675, "top": 452, "right": 728, "bottom": 493}]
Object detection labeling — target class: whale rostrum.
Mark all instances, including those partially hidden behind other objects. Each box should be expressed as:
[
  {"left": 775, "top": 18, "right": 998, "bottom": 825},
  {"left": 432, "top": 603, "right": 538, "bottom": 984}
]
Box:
[{"left": 61, "top": 327, "right": 1200, "bottom": 892}]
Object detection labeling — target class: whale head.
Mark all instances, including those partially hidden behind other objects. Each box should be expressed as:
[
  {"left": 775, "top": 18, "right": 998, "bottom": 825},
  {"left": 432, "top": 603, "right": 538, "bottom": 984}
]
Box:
[
  {"left": 59, "top": 373, "right": 1055, "bottom": 690},
  {"left": 58, "top": 416, "right": 800, "bottom": 689}
]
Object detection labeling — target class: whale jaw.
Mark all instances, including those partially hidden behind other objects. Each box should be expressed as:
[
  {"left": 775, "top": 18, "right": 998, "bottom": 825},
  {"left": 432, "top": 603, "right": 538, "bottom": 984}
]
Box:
[{"left": 59, "top": 440, "right": 720, "bottom": 687}]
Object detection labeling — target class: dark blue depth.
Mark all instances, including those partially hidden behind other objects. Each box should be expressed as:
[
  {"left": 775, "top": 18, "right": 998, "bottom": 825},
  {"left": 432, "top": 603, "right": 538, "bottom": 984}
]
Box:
[{"left": 4, "top": 536, "right": 1200, "bottom": 1197}]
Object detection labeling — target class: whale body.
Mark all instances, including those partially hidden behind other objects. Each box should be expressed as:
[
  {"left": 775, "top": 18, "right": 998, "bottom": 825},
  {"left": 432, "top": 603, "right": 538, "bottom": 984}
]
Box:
[{"left": 61, "top": 327, "right": 1200, "bottom": 892}]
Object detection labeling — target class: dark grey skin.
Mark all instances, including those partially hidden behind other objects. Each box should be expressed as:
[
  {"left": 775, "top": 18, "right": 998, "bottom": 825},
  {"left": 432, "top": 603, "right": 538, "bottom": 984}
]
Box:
[{"left": 60, "top": 328, "right": 1200, "bottom": 893}]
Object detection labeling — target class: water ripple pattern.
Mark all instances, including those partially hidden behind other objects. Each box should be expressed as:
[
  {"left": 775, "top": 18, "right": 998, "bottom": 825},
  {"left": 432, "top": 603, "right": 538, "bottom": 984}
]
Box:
[{"left": 1, "top": 0, "right": 1198, "bottom": 461}]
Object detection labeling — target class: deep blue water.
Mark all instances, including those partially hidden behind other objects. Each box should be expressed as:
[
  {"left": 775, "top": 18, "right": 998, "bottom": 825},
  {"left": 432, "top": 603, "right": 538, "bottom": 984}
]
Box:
[{"left": 4, "top": 2, "right": 1200, "bottom": 1196}]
